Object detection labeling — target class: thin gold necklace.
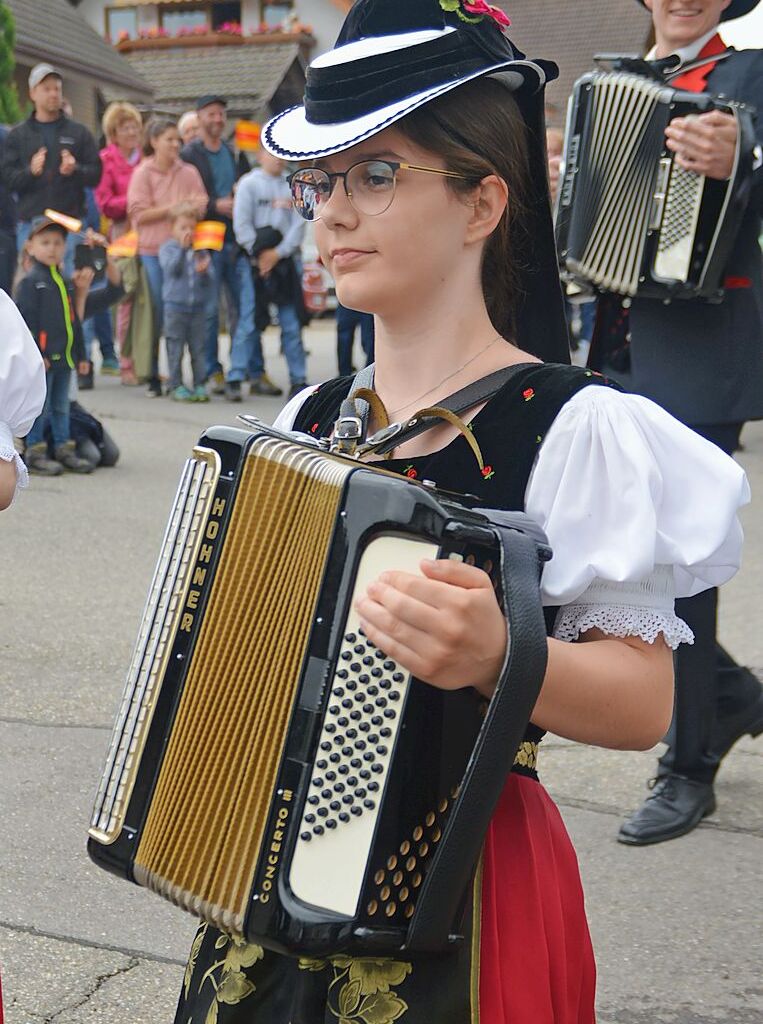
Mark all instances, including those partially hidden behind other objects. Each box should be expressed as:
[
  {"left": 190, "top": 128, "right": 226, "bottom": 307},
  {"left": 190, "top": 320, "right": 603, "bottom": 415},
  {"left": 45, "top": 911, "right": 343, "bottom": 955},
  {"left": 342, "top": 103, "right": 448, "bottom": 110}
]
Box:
[{"left": 384, "top": 334, "right": 503, "bottom": 420}]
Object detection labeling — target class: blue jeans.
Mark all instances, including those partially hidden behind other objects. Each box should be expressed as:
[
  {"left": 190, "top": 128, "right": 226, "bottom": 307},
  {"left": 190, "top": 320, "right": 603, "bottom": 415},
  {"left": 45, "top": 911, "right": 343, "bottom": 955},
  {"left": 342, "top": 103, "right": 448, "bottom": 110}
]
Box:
[
  {"left": 82, "top": 304, "right": 117, "bottom": 362},
  {"left": 17, "top": 222, "right": 79, "bottom": 276},
  {"left": 27, "top": 364, "right": 71, "bottom": 447},
  {"left": 336, "top": 303, "right": 375, "bottom": 376},
  {"left": 226, "top": 256, "right": 266, "bottom": 383},
  {"left": 206, "top": 241, "right": 245, "bottom": 378},
  {"left": 141, "top": 253, "right": 164, "bottom": 379}
]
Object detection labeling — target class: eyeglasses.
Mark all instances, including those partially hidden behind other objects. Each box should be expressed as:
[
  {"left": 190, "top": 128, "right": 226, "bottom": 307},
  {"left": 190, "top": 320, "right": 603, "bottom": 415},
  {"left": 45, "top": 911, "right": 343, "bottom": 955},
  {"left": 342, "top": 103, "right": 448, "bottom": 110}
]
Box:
[{"left": 289, "top": 159, "right": 475, "bottom": 222}]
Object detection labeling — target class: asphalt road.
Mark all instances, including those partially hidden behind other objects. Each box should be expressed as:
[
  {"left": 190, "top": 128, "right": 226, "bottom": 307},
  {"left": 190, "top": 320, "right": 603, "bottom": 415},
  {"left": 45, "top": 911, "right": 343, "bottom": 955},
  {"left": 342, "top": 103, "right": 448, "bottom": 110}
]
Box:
[{"left": 1, "top": 321, "right": 761, "bottom": 1023}]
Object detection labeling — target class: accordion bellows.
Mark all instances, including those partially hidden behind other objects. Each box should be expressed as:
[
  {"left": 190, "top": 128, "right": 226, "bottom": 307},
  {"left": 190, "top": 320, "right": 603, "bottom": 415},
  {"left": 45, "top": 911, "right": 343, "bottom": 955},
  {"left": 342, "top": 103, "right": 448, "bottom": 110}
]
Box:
[{"left": 89, "top": 426, "right": 550, "bottom": 956}]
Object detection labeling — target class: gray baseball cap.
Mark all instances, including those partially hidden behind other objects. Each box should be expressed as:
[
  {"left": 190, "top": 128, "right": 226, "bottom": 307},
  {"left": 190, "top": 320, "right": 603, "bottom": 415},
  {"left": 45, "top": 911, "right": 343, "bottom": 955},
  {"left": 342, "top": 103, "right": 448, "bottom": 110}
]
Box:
[{"left": 28, "top": 63, "right": 62, "bottom": 90}]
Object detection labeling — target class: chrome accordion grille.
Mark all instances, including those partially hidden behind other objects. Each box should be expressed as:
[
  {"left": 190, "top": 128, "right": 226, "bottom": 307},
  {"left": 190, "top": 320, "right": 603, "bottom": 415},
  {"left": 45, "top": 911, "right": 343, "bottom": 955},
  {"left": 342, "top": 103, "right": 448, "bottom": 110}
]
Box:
[{"left": 89, "top": 447, "right": 220, "bottom": 843}]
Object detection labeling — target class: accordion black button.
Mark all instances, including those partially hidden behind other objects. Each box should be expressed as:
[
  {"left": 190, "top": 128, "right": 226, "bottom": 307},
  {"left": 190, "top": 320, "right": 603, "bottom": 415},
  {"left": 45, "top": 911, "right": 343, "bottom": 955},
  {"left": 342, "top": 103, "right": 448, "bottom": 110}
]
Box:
[
  {"left": 375, "top": 697, "right": 387, "bottom": 708},
  {"left": 341, "top": 651, "right": 352, "bottom": 661},
  {"left": 359, "top": 722, "right": 370, "bottom": 733},
  {"left": 363, "top": 704, "right": 374, "bottom": 714},
  {"left": 367, "top": 686, "right": 379, "bottom": 697},
  {"left": 393, "top": 672, "right": 404, "bottom": 683},
  {"left": 368, "top": 781, "right": 380, "bottom": 792},
  {"left": 351, "top": 757, "right": 362, "bottom": 768},
  {"left": 364, "top": 799, "right": 376, "bottom": 810},
  {"left": 356, "top": 787, "right": 366, "bottom": 799},
  {"left": 363, "top": 751, "right": 375, "bottom": 762},
  {"left": 383, "top": 660, "right": 395, "bottom": 670},
  {"left": 371, "top": 668, "right": 383, "bottom": 678},
  {"left": 351, "top": 806, "right": 363, "bottom": 817},
  {"left": 334, "top": 782, "right": 345, "bottom": 793},
  {"left": 338, "top": 765, "right": 349, "bottom": 776},
  {"left": 339, "top": 812, "right": 350, "bottom": 822},
  {"left": 334, "top": 736, "right": 345, "bottom": 746},
  {"left": 363, "top": 656, "right": 374, "bottom": 666},
  {"left": 346, "top": 633, "right": 357, "bottom": 644},
  {"left": 350, "top": 711, "right": 361, "bottom": 721},
  {"left": 346, "top": 728, "right": 358, "bottom": 739},
  {"left": 337, "top": 669, "right": 348, "bottom": 680},
  {"left": 301, "top": 832, "right": 311, "bottom": 842},
  {"left": 304, "top": 813, "right": 316, "bottom": 823},
  {"left": 359, "top": 768, "right": 371, "bottom": 780},
  {"left": 377, "top": 745, "right": 388, "bottom": 756},
  {"left": 325, "top": 723, "right": 336, "bottom": 734},
  {"left": 384, "top": 709, "right": 396, "bottom": 719},
  {"left": 342, "top": 699, "right": 353, "bottom": 709},
  {"left": 372, "top": 764, "right": 384, "bottom": 774},
  {"left": 355, "top": 740, "right": 367, "bottom": 751},
  {"left": 351, "top": 662, "right": 362, "bottom": 673},
  {"left": 329, "top": 705, "right": 340, "bottom": 715},
  {"left": 355, "top": 692, "right": 366, "bottom": 702},
  {"left": 390, "top": 691, "right": 401, "bottom": 702},
  {"left": 342, "top": 794, "right": 353, "bottom": 805},
  {"left": 341, "top": 747, "right": 352, "bottom": 757},
  {"left": 380, "top": 727, "right": 392, "bottom": 738},
  {"left": 313, "top": 825, "right": 324, "bottom": 835},
  {"left": 326, "top": 771, "right": 337, "bottom": 781},
  {"left": 330, "top": 800, "right": 341, "bottom": 811},
  {"left": 321, "top": 789, "right": 332, "bottom": 799},
  {"left": 320, "top": 741, "right": 331, "bottom": 751},
  {"left": 326, "top": 819, "right": 337, "bottom": 829},
  {"left": 372, "top": 716, "right": 383, "bottom": 726},
  {"left": 347, "top": 775, "right": 358, "bottom": 786},
  {"left": 313, "top": 775, "right": 324, "bottom": 786},
  {"left": 330, "top": 753, "right": 341, "bottom": 763},
  {"left": 354, "top": 644, "right": 365, "bottom": 655},
  {"left": 346, "top": 680, "right": 357, "bottom": 691},
  {"left": 359, "top": 674, "right": 370, "bottom": 685},
  {"left": 317, "top": 807, "right": 328, "bottom": 818},
  {"left": 334, "top": 687, "right": 344, "bottom": 698},
  {"left": 368, "top": 734, "right": 379, "bottom": 744},
  {"left": 338, "top": 716, "right": 349, "bottom": 727},
  {"left": 308, "top": 795, "right": 319, "bottom": 805},
  {"left": 380, "top": 680, "right": 391, "bottom": 690}
]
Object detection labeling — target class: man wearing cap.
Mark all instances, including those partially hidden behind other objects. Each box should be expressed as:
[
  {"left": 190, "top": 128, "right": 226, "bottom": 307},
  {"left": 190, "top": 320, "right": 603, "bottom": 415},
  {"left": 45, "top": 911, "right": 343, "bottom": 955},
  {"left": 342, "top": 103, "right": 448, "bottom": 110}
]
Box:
[
  {"left": 584, "top": 0, "right": 763, "bottom": 845},
  {"left": 181, "top": 95, "right": 275, "bottom": 396},
  {"left": 0, "top": 65, "right": 101, "bottom": 269}
]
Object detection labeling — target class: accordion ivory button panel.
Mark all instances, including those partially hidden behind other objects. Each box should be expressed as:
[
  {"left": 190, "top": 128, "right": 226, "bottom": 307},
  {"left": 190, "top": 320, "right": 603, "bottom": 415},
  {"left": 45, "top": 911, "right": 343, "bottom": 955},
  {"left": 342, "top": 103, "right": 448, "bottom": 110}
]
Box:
[
  {"left": 654, "top": 163, "right": 705, "bottom": 282},
  {"left": 289, "top": 534, "right": 438, "bottom": 918}
]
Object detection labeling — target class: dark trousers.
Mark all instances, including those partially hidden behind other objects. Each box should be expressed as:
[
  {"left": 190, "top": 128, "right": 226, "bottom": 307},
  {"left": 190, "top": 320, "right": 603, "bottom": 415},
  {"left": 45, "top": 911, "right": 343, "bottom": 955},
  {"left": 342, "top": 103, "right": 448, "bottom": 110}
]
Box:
[
  {"left": 336, "top": 303, "right": 374, "bottom": 376},
  {"left": 164, "top": 304, "right": 206, "bottom": 390},
  {"left": 658, "top": 421, "right": 762, "bottom": 783}
]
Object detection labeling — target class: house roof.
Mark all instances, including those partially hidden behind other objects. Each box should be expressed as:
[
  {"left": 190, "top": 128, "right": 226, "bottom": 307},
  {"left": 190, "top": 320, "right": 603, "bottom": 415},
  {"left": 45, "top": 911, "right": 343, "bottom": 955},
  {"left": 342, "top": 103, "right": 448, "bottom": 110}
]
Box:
[
  {"left": 492, "top": 0, "right": 652, "bottom": 119},
  {"left": 6, "top": 0, "right": 153, "bottom": 99},
  {"left": 116, "top": 42, "right": 303, "bottom": 120}
]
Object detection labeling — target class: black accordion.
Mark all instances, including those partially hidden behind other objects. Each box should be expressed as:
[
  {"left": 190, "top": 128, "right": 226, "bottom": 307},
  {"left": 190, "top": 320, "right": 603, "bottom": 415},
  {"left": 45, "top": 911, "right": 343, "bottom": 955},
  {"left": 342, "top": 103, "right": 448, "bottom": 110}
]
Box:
[
  {"left": 88, "top": 424, "right": 551, "bottom": 956},
  {"left": 555, "top": 69, "right": 755, "bottom": 300}
]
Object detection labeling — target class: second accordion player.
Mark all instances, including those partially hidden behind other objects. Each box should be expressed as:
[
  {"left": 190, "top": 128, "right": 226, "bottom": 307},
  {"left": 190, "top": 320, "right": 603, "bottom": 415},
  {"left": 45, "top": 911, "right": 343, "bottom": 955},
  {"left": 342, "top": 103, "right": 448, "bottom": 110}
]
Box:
[
  {"left": 555, "top": 68, "right": 756, "bottom": 301},
  {"left": 88, "top": 422, "right": 551, "bottom": 956}
]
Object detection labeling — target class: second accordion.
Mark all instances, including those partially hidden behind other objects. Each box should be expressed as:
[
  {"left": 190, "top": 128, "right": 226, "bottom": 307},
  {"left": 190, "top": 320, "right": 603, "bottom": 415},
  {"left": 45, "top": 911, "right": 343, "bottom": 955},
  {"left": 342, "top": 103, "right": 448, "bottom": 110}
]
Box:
[
  {"left": 87, "top": 424, "right": 551, "bottom": 956},
  {"left": 555, "top": 69, "right": 755, "bottom": 301}
]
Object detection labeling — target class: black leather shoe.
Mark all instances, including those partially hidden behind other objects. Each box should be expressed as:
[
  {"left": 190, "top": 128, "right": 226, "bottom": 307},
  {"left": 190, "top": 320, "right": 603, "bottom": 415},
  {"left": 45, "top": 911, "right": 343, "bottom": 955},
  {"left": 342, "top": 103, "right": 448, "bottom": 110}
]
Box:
[
  {"left": 711, "top": 690, "right": 763, "bottom": 761},
  {"left": 617, "top": 774, "right": 716, "bottom": 846}
]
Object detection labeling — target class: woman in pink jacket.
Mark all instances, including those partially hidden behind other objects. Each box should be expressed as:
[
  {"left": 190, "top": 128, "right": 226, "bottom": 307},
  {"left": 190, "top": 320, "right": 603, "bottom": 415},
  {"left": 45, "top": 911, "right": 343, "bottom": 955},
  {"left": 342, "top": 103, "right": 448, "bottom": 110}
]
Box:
[
  {"left": 95, "top": 102, "right": 142, "bottom": 384},
  {"left": 127, "top": 119, "right": 206, "bottom": 396}
]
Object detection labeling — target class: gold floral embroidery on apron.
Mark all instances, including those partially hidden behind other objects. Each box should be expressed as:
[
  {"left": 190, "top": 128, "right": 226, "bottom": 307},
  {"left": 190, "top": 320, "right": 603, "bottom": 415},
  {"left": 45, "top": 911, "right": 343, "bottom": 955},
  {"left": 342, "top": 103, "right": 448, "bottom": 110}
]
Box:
[
  {"left": 299, "top": 955, "right": 412, "bottom": 1023},
  {"left": 189, "top": 923, "right": 264, "bottom": 1023}
]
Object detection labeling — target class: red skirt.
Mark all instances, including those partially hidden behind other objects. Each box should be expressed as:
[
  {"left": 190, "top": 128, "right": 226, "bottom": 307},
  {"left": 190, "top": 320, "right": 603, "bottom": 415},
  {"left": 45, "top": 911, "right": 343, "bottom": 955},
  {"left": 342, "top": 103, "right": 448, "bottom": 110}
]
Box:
[{"left": 479, "top": 774, "right": 596, "bottom": 1023}]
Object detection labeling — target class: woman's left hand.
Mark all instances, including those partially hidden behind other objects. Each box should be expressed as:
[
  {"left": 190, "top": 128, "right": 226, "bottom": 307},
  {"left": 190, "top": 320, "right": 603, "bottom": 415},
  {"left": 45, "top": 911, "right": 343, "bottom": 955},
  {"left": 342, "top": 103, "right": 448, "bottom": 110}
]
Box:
[{"left": 355, "top": 558, "right": 507, "bottom": 697}]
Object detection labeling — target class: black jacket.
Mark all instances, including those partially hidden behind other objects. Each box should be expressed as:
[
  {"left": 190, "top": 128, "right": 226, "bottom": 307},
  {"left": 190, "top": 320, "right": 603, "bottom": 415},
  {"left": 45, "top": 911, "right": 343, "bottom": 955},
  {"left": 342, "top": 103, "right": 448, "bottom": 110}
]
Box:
[
  {"left": 624, "top": 47, "right": 763, "bottom": 426},
  {"left": 181, "top": 138, "right": 240, "bottom": 233},
  {"left": 1, "top": 113, "right": 101, "bottom": 222},
  {"left": 14, "top": 259, "right": 122, "bottom": 368}
]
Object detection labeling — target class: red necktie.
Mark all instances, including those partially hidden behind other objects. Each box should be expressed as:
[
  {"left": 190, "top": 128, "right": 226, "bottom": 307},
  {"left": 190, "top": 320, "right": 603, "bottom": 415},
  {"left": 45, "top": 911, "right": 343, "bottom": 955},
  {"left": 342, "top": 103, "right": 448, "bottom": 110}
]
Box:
[{"left": 670, "top": 33, "right": 727, "bottom": 93}]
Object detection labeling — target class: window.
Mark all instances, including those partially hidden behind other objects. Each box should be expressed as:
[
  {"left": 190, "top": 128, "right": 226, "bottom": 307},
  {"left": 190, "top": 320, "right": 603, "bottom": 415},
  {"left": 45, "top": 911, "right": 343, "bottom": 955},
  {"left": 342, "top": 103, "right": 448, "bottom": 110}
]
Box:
[
  {"left": 260, "top": 1, "right": 294, "bottom": 27},
  {"left": 157, "top": 2, "right": 242, "bottom": 33},
  {"left": 105, "top": 6, "right": 138, "bottom": 41}
]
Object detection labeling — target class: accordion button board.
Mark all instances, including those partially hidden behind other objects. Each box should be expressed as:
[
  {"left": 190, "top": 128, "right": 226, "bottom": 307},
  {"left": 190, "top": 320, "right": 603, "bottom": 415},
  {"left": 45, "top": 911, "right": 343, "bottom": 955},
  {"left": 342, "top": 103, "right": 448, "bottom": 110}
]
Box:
[{"left": 288, "top": 534, "right": 436, "bottom": 918}]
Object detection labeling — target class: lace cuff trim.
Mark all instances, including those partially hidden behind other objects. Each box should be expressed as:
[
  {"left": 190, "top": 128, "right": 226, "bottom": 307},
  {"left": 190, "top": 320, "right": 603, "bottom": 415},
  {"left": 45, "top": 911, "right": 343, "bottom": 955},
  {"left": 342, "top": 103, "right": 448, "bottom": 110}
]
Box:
[
  {"left": 553, "top": 603, "right": 695, "bottom": 650},
  {"left": 0, "top": 444, "right": 28, "bottom": 503}
]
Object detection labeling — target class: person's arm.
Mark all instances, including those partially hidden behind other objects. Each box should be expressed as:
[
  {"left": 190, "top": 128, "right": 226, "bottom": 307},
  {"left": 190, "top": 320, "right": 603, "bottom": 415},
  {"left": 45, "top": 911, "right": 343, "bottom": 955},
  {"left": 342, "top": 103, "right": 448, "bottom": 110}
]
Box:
[
  {"left": 0, "top": 455, "right": 15, "bottom": 510},
  {"left": 94, "top": 160, "right": 128, "bottom": 222},
  {"left": 233, "top": 176, "right": 257, "bottom": 255},
  {"left": 1, "top": 129, "right": 38, "bottom": 193},
  {"left": 275, "top": 206, "right": 306, "bottom": 261},
  {"left": 74, "top": 127, "right": 103, "bottom": 188},
  {"left": 83, "top": 279, "right": 124, "bottom": 318},
  {"left": 159, "top": 240, "right": 186, "bottom": 279},
  {"left": 127, "top": 167, "right": 172, "bottom": 227},
  {"left": 13, "top": 275, "right": 40, "bottom": 343}
]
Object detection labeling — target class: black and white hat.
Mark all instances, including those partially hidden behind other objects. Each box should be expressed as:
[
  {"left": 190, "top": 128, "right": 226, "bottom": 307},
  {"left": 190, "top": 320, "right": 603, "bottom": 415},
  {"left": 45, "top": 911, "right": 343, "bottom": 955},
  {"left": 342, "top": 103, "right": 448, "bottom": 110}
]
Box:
[{"left": 263, "top": 0, "right": 557, "bottom": 161}]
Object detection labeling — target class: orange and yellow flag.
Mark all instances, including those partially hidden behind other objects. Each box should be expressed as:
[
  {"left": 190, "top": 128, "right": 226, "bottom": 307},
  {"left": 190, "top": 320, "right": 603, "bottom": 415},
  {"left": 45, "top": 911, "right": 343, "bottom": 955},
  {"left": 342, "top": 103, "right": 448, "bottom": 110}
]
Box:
[
  {"left": 107, "top": 231, "right": 139, "bottom": 258},
  {"left": 44, "top": 208, "right": 82, "bottom": 233},
  {"left": 193, "top": 220, "right": 226, "bottom": 252},
  {"left": 235, "top": 120, "right": 261, "bottom": 152}
]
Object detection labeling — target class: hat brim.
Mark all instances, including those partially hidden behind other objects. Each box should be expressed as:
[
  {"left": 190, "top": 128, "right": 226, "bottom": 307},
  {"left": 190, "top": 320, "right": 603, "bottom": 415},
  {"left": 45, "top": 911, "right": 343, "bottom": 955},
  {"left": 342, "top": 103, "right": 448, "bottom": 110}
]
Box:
[
  {"left": 635, "top": 0, "right": 759, "bottom": 19},
  {"left": 263, "top": 60, "right": 546, "bottom": 161}
]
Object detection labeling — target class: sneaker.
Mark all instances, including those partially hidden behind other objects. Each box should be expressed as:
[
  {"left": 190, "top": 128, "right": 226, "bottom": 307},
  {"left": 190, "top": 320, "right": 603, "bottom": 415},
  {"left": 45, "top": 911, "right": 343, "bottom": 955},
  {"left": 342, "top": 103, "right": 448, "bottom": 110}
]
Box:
[
  {"left": 288, "top": 381, "right": 309, "bottom": 399},
  {"left": 24, "top": 442, "right": 63, "bottom": 476},
  {"left": 250, "top": 373, "right": 284, "bottom": 397},
  {"left": 54, "top": 440, "right": 94, "bottom": 474},
  {"left": 225, "top": 380, "right": 243, "bottom": 403},
  {"left": 78, "top": 362, "right": 94, "bottom": 391},
  {"left": 100, "top": 358, "right": 120, "bottom": 376},
  {"left": 208, "top": 370, "right": 226, "bottom": 396},
  {"left": 146, "top": 378, "right": 163, "bottom": 398},
  {"left": 192, "top": 385, "right": 210, "bottom": 403},
  {"left": 171, "top": 385, "right": 195, "bottom": 402}
]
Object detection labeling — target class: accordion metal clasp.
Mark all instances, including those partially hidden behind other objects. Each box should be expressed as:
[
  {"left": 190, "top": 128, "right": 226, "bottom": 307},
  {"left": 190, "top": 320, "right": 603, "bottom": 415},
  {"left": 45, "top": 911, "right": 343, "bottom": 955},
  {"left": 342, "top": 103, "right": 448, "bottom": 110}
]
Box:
[{"left": 88, "top": 424, "right": 550, "bottom": 956}]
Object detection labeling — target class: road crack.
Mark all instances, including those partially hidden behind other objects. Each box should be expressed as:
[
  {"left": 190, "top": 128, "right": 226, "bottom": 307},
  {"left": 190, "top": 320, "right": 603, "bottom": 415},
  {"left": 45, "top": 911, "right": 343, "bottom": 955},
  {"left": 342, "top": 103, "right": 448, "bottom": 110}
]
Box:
[{"left": 43, "top": 959, "right": 140, "bottom": 1023}]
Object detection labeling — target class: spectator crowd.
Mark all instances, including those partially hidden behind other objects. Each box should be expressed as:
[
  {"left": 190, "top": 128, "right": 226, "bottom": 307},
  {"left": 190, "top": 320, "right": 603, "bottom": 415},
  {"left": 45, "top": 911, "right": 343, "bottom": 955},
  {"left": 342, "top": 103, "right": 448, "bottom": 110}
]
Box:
[{"left": 0, "top": 62, "right": 368, "bottom": 479}]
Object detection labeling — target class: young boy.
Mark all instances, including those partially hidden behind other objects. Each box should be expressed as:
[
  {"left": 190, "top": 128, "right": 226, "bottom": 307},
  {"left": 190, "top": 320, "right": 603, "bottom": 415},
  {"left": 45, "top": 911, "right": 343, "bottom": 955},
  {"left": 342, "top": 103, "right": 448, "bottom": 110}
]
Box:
[
  {"left": 158, "top": 205, "right": 213, "bottom": 402},
  {"left": 14, "top": 215, "right": 123, "bottom": 475}
]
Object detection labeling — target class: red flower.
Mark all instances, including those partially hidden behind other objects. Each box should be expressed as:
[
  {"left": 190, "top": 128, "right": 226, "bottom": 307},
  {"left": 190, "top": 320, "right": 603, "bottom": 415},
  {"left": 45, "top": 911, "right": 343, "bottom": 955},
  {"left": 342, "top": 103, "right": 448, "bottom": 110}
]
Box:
[
  {"left": 523, "top": 387, "right": 535, "bottom": 402},
  {"left": 404, "top": 466, "right": 418, "bottom": 479},
  {"left": 463, "top": 1, "right": 511, "bottom": 27},
  {"left": 481, "top": 465, "right": 495, "bottom": 479}
]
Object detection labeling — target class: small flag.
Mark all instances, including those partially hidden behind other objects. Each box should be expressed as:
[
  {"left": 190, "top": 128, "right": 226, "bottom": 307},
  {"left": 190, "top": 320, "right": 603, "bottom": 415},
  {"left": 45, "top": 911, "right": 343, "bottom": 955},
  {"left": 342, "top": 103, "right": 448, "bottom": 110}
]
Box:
[
  {"left": 235, "top": 120, "right": 261, "bottom": 152},
  {"left": 193, "top": 220, "right": 226, "bottom": 252},
  {"left": 44, "top": 208, "right": 82, "bottom": 233},
  {"left": 108, "top": 231, "right": 139, "bottom": 258}
]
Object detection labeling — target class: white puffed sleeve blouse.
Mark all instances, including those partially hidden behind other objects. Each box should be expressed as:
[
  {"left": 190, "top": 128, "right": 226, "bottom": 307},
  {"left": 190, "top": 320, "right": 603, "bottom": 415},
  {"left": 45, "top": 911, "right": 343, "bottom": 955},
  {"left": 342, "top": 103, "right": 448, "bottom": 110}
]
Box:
[
  {"left": 0, "top": 290, "right": 46, "bottom": 502},
  {"left": 275, "top": 381, "right": 750, "bottom": 649}
]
